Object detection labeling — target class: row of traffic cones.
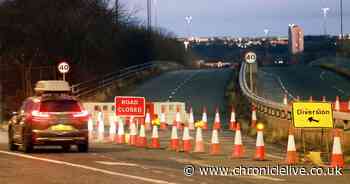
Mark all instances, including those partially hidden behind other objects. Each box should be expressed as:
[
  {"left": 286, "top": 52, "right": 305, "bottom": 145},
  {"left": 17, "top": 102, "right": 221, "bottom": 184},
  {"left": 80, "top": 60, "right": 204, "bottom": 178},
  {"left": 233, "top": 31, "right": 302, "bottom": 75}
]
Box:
[
  {"left": 292, "top": 95, "right": 350, "bottom": 112},
  {"left": 89, "top": 106, "right": 345, "bottom": 168}
]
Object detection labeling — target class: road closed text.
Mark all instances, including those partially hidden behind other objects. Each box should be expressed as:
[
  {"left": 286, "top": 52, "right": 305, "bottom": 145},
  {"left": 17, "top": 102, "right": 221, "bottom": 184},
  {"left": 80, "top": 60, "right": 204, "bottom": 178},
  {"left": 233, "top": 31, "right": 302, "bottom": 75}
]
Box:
[{"left": 115, "top": 96, "right": 146, "bottom": 117}]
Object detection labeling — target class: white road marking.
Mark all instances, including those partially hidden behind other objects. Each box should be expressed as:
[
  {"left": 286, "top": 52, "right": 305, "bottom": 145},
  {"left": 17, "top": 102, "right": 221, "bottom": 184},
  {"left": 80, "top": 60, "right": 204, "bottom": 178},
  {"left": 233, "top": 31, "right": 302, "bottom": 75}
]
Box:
[
  {"left": 320, "top": 71, "right": 326, "bottom": 81},
  {"left": 265, "top": 153, "right": 284, "bottom": 160},
  {"left": 0, "top": 150, "right": 177, "bottom": 184},
  {"left": 332, "top": 86, "right": 345, "bottom": 94},
  {"left": 95, "top": 161, "right": 140, "bottom": 167}
]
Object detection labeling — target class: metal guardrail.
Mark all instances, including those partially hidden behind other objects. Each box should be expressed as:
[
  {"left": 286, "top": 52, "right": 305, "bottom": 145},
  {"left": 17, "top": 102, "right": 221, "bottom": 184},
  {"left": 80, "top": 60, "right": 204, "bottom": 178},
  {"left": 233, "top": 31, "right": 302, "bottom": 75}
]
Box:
[
  {"left": 71, "top": 62, "right": 156, "bottom": 97},
  {"left": 239, "top": 63, "right": 350, "bottom": 121}
]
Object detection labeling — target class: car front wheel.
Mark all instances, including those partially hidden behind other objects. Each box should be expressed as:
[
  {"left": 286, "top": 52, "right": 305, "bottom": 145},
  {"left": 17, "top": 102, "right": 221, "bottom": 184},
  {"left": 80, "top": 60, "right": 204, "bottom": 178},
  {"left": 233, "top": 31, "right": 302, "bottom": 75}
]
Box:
[
  {"left": 8, "top": 128, "right": 18, "bottom": 151},
  {"left": 23, "top": 135, "right": 33, "bottom": 153}
]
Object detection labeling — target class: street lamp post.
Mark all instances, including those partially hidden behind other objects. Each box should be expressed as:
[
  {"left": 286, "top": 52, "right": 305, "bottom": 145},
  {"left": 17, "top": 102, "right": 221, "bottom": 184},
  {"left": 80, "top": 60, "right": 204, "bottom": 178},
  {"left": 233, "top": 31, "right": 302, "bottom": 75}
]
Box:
[
  {"left": 185, "top": 16, "right": 193, "bottom": 41},
  {"left": 322, "top": 8, "right": 330, "bottom": 36},
  {"left": 264, "top": 29, "right": 269, "bottom": 57},
  {"left": 340, "top": 0, "right": 343, "bottom": 40}
]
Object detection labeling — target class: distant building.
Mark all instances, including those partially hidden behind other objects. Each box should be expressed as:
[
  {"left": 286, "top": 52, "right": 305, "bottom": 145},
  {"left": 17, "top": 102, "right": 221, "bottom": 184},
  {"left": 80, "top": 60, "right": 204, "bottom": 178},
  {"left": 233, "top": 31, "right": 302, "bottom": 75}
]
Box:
[{"left": 288, "top": 24, "right": 304, "bottom": 54}]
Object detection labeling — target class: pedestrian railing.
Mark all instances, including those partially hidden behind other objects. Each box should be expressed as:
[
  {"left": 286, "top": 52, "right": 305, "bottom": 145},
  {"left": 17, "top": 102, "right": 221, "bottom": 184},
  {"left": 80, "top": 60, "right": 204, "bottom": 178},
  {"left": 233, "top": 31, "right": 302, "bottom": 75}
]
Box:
[{"left": 71, "top": 62, "right": 156, "bottom": 97}]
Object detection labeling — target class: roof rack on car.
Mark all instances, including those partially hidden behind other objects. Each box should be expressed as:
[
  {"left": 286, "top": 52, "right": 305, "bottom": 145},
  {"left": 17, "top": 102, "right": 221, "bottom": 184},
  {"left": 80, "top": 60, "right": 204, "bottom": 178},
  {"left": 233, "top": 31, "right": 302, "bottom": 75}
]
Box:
[{"left": 34, "top": 80, "right": 71, "bottom": 93}]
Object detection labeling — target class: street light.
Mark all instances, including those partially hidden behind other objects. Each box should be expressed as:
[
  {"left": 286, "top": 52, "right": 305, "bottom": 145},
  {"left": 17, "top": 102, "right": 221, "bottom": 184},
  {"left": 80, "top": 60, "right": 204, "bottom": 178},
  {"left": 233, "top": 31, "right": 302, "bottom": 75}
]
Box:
[
  {"left": 340, "top": 0, "right": 343, "bottom": 40},
  {"left": 153, "top": 0, "right": 158, "bottom": 29},
  {"left": 322, "top": 8, "right": 330, "bottom": 36},
  {"left": 185, "top": 16, "right": 193, "bottom": 41}
]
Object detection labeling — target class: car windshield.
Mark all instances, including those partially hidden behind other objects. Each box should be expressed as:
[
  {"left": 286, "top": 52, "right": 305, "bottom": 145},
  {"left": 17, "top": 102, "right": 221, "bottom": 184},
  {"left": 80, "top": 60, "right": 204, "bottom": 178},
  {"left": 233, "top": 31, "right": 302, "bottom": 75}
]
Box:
[{"left": 39, "top": 100, "right": 81, "bottom": 112}]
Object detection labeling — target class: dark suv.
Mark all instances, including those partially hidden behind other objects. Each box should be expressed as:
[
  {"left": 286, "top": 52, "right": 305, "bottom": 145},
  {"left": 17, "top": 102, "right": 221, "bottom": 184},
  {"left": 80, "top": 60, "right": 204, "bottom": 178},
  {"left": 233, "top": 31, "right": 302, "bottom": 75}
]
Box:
[{"left": 8, "top": 93, "right": 89, "bottom": 153}]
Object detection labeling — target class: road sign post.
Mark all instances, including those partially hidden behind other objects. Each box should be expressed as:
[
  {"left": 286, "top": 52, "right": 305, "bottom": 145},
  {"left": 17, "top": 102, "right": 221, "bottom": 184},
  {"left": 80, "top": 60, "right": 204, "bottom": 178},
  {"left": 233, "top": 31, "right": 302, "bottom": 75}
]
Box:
[
  {"left": 57, "top": 62, "right": 70, "bottom": 81},
  {"left": 292, "top": 102, "right": 333, "bottom": 160},
  {"left": 244, "top": 52, "right": 257, "bottom": 92}
]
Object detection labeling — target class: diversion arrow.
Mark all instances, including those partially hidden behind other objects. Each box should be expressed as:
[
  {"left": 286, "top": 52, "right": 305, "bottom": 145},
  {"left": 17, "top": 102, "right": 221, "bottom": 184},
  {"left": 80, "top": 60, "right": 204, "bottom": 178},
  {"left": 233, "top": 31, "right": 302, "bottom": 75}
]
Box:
[{"left": 308, "top": 117, "right": 319, "bottom": 123}]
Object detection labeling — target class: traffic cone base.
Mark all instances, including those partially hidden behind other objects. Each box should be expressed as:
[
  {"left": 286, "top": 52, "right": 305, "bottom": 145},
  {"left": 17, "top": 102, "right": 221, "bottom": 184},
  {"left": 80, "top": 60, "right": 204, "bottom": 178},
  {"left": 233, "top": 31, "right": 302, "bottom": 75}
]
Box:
[
  {"left": 194, "top": 141, "right": 205, "bottom": 153},
  {"left": 232, "top": 145, "right": 244, "bottom": 158},
  {"left": 170, "top": 139, "right": 179, "bottom": 150},
  {"left": 129, "top": 135, "right": 137, "bottom": 146},
  {"left": 254, "top": 146, "right": 265, "bottom": 161},
  {"left": 286, "top": 151, "right": 298, "bottom": 165},
  {"left": 116, "top": 135, "right": 125, "bottom": 144},
  {"left": 137, "top": 137, "right": 147, "bottom": 148},
  {"left": 229, "top": 122, "right": 236, "bottom": 131},
  {"left": 331, "top": 154, "right": 344, "bottom": 168},
  {"left": 150, "top": 138, "right": 161, "bottom": 149},
  {"left": 183, "top": 140, "right": 192, "bottom": 153},
  {"left": 210, "top": 144, "right": 221, "bottom": 155}
]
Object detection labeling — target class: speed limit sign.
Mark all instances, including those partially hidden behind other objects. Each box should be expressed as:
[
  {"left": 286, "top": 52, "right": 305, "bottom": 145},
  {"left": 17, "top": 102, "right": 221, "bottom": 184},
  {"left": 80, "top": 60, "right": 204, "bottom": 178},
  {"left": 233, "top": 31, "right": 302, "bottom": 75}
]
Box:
[
  {"left": 245, "top": 52, "right": 257, "bottom": 64},
  {"left": 58, "top": 62, "right": 70, "bottom": 74}
]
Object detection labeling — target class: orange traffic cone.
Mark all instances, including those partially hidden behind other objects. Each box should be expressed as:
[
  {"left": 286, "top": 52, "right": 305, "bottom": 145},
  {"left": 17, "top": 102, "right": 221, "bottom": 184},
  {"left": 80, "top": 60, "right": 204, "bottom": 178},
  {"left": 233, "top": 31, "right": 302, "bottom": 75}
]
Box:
[
  {"left": 251, "top": 105, "right": 257, "bottom": 128},
  {"left": 169, "top": 125, "right": 179, "bottom": 151},
  {"left": 116, "top": 120, "right": 125, "bottom": 144},
  {"left": 188, "top": 107, "right": 195, "bottom": 131},
  {"left": 286, "top": 127, "right": 298, "bottom": 164},
  {"left": 150, "top": 125, "right": 160, "bottom": 149},
  {"left": 335, "top": 96, "right": 340, "bottom": 111},
  {"left": 182, "top": 126, "right": 192, "bottom": 152},
  {"left": 175, "top": 106, "right": 183, "bottom": 130},
  {"left": 331, "top": 129, "right": 344, "bottom": 168},
  {"left": 129, "top": 120, "right": 137, "bottom": 146},
  {"left": 231, "top": 122, "right": 244, "bottom": 158},
  {"left": 145, "top": 110, "right": 152, "bottom": 131},
  {"left": 202, "top": 107, "right": 208, "bottom": 130},
  {"left": 210, "top": 129, "right": 220, "bottom": 155},
  {"left": 213, "top": 107, "right": 221, "bottom": 130},
  {"left": 194, "top": 126, "right": 205, "bottom": 153},
  {"left": 159, "top": 106, "right": 167, "bottom": 130},
  {"left": 137, "top": 123, "right": 147, "bottom": 148},
  {"left": 254, "top": 124, "right": 265, "bottom": 161},
  {"left": 283, "top": 94, "right": 288, "bottom": 105},
  {"left": 229, "top": 107, "right": 236, "bottom": 131},
  {"left": 322, "top": 96, "right": 327, "bottom": 102}
]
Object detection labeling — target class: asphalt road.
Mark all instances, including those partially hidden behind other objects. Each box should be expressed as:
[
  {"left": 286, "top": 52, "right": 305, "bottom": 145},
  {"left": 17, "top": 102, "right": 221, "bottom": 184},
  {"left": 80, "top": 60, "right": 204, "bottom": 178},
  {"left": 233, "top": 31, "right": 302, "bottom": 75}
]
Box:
[
  {"left": 259, "top": 65, "right": 350, "bottom": 102},
  {"left": 0, "top": 68, "right": 349, "bottom": 184},
  {"left": 129, "top": 69, "right": 234, "bottom": 126}
]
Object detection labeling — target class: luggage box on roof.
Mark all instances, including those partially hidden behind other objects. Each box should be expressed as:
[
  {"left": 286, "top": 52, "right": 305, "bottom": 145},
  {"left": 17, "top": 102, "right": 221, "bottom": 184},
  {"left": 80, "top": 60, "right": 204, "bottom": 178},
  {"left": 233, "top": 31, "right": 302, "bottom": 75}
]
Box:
[{"left": 34, "top": 80, "right": 71, "bottom": 92}]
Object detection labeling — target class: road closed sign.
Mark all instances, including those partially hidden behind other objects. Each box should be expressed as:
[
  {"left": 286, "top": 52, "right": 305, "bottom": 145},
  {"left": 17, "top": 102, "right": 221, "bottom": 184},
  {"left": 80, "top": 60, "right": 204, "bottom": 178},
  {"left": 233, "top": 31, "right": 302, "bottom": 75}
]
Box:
[
  {"left": 115, "top": 96, "right": 146, "bottom": 117},
  {"left": 292, "top": 102, "right": 333, "bottom": 128}
]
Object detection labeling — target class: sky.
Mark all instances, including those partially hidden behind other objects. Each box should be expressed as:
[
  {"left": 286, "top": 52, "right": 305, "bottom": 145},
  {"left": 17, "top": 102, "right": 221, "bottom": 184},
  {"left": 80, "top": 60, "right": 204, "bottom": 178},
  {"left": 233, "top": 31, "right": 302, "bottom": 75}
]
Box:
[{"left": 117, "top": 0, "right": 349, "bottom": 37}]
